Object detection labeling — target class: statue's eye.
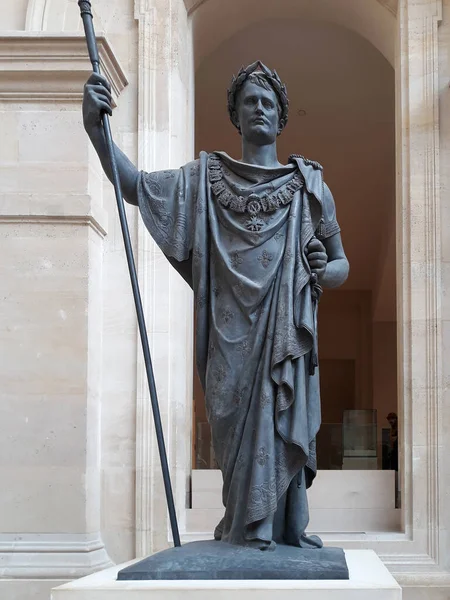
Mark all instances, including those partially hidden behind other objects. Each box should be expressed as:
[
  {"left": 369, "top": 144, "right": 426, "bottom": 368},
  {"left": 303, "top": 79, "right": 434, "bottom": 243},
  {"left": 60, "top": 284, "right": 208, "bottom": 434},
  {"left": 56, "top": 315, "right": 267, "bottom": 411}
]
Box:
[{"left": 263, "top": 100, "right": 274, "bottom": 109}]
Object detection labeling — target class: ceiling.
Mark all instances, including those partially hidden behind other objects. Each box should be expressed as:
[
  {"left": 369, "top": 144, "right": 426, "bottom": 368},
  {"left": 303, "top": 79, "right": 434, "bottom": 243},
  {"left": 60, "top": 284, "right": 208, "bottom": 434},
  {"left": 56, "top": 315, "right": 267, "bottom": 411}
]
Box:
[
  {"left": 186, "top": 0, "right": 397, "bottom": 17},
  {"left": 191, "top": 0, "right": 396, "bottom": 68}
]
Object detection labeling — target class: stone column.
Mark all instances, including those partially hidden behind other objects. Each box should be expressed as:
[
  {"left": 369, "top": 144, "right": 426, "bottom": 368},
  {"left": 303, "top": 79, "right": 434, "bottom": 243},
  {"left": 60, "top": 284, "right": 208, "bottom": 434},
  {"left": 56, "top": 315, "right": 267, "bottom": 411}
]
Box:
[
  {"left": 0, "top": 32, "right": 127, "bottom": 588},
  {"left": 134, "top": 0, "right": 195, "bottom": 556}
]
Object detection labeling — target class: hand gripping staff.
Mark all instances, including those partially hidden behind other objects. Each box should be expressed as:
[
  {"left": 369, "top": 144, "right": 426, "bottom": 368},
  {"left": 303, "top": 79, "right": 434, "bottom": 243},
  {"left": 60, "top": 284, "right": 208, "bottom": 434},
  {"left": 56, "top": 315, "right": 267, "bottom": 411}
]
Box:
[{"left": 78, "top": 0, "right": 181, "bottom": 548}]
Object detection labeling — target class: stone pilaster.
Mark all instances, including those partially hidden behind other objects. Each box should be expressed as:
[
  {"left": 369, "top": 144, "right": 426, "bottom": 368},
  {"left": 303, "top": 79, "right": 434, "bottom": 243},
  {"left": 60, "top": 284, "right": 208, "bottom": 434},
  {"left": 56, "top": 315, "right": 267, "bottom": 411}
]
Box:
[
  {"left": 0, "top": 32, "right": 127, "bottom": 579},
  {"left": 134, "top": 0, "right": 195, "bottom": 556}
]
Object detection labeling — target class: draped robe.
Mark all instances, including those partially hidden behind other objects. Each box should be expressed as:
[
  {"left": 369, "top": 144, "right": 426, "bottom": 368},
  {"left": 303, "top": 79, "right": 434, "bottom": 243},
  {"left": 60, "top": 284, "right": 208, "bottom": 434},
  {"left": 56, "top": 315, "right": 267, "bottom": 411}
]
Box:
[{"left": 137, "top": 151, "right": 340, "bottom": 549}]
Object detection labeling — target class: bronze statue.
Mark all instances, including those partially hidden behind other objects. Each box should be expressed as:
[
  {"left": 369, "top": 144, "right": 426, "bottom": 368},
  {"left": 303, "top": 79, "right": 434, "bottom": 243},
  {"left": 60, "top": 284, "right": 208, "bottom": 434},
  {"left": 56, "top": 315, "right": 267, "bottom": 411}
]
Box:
[{"left": 82, "top": 60, "right": 349, "bottom": 552}]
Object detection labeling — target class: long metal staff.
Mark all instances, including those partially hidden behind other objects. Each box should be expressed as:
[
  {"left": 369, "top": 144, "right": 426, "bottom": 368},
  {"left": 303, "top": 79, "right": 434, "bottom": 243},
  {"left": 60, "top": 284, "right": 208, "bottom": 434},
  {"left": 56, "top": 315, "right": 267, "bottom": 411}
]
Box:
[{"left": 78, "top": 0, "right": 181, "bottom": 548}]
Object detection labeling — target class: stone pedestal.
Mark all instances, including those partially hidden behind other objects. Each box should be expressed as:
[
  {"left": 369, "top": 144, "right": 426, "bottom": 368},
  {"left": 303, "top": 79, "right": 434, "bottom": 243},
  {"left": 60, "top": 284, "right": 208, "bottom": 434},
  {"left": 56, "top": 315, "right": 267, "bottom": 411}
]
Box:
[{"left": 51, "top": 550, "right": 401, "bottom": 599}]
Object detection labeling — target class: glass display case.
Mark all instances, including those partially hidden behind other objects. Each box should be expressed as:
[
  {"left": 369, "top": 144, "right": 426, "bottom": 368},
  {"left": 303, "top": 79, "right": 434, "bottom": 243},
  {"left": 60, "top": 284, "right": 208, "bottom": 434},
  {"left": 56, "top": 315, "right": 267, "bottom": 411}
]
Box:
[{"left": 342, "top": 409, "right": 377, "bottom": 469}]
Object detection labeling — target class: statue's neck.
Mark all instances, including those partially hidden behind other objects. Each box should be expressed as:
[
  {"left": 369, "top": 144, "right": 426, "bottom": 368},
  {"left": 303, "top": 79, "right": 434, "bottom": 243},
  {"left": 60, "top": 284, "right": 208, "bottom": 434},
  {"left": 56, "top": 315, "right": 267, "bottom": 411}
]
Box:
[{"left": 241, "top": 141, "right": 283, "bottom": 169}]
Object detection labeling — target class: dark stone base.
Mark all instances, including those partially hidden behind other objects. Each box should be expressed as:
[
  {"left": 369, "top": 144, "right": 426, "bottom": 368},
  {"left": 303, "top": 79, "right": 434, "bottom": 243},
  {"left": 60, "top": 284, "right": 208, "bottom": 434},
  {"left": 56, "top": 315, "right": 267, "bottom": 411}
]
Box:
[{"left": 117, "top": 540, "right": 349, "bottom": 581}]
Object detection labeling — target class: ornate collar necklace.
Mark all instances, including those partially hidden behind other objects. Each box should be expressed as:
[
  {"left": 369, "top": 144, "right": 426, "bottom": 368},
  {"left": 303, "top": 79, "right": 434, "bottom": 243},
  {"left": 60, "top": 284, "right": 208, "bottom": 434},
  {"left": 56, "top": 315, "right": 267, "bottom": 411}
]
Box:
[{"left": 208, "top": 154, "right": 303, "bottom": 231}]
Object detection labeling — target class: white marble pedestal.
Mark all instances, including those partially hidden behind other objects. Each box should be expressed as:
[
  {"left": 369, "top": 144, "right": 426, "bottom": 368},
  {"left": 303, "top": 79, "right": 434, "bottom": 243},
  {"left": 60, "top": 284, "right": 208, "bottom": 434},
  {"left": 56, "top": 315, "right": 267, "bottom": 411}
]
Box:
[{"left": 51, "top": 550, "right": 401, "bottom": 599}]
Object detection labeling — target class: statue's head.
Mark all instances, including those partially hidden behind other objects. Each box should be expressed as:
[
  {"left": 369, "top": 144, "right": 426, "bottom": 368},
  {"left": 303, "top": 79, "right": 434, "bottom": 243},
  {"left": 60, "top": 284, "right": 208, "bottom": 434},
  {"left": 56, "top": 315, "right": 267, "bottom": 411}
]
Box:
[{"left": 227, "top": 61, "right": 289, "bottom": 144}]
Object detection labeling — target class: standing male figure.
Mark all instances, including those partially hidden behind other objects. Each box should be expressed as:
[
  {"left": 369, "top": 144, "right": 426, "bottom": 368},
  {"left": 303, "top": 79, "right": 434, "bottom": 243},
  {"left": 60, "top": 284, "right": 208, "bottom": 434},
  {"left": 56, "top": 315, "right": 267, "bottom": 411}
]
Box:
[{"left": 82, "top": 61, "right": 349, "bottom": 551}]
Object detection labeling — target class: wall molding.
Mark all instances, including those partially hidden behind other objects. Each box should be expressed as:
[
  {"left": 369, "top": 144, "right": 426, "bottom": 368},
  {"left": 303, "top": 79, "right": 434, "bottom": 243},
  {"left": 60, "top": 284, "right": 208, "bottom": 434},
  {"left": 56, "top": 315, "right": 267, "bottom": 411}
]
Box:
[
  {"left": 0, "top": 534, "right": 113, "bottom": 579},
  {"left": 0, "top": 194, "right": 108, "bottom": 237},
  {"left": 0, "top": 33, "right": 127, "bottom": 103},
  {"left": 0, "top": 215, "right": 107, "bottom": 238}
]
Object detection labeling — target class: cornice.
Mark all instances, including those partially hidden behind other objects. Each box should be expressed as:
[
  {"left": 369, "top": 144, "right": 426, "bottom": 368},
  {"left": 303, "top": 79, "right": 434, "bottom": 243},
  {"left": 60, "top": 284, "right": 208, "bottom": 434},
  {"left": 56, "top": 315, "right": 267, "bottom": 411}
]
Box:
[
  {"left": 0, "top": 533, "right": 113, "bottom": 578},
  {"left": 0, "top": 32, "right": 128, "bottom": 103}
]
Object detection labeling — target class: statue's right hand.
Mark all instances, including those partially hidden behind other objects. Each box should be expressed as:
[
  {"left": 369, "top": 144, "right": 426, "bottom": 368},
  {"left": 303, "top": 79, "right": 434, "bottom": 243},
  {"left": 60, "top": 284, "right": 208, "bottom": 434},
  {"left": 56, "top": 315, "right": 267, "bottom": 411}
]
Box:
[{"left": 82, "top": 72, "right": 113, "bottom": 134}]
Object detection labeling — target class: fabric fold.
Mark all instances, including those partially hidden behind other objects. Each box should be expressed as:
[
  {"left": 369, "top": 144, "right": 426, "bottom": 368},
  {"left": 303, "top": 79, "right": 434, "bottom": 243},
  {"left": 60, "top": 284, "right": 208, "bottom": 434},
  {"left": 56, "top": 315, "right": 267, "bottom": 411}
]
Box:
[{"left": 137, "top": 150, "right": 340, "bottom": 548}]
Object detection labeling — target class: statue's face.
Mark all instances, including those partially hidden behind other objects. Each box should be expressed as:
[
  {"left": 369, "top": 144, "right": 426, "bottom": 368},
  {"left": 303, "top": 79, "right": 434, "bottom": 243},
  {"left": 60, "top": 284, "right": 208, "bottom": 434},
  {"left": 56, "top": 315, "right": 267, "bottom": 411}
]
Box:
[{"left": 235, "top": 80, "right": 280, "bottom": 145}]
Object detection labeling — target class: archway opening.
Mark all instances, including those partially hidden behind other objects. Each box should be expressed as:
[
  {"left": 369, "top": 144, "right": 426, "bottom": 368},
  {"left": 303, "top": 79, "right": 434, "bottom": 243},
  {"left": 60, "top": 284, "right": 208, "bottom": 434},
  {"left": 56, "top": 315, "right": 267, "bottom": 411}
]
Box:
[{"left": 191, "top": 14, "right": 399, "bottom": 532}]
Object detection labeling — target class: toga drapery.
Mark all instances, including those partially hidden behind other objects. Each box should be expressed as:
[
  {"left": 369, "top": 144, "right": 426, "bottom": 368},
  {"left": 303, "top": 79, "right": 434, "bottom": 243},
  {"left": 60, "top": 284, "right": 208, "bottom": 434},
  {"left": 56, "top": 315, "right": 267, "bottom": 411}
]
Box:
[{"left": 137, "top": 151, "right": 340, "bottom": 549}]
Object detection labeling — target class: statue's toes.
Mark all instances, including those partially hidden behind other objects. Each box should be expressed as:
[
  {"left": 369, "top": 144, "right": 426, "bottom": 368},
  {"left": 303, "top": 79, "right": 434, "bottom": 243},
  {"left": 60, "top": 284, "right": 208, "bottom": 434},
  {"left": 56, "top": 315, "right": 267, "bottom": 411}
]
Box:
[
  {"left": 298, "top": 533, "right": 323, "bottom": 549},
  {"left": 259, "top": 540, "right": 277, "bottom": 552}
]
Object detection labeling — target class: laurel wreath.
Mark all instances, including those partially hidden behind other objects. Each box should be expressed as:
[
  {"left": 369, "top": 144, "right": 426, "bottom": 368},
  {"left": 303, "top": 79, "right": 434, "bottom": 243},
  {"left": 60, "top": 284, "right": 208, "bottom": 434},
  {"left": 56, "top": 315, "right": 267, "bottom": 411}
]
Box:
[{"left": 227, "top": 61, "right": 289, "bottom": 136}]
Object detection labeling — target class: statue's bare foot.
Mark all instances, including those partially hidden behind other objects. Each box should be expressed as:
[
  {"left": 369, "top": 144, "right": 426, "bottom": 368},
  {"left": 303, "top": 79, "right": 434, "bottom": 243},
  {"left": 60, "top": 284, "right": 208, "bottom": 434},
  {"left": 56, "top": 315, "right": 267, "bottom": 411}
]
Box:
[{"left": 285, "top": 533, "right": 323, "bottom": 549}]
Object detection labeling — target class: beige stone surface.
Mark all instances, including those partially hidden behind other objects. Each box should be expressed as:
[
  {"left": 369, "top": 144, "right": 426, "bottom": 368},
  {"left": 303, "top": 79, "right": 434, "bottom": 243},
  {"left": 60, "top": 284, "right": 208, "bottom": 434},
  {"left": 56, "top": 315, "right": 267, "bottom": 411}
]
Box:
[
  {"left": 0, "top": 0, "right": 28, "bottom": 31},
  {"left": 191, "top": 470, "right": 397, "bottom": 510},
  {"left": 51, "top": 551, "right": 401, "bottom": 600},
  {"left": 189, "top": 470, "right": 400, "bottom": 533},
  {"left": 0, "top": 580, "right": 68, "bottom": 600},
  {"left": 0, "top": 3, "right": 130, "bottom": 583},
  {"left": 186, "top": 508, "right": 401, "bottom": 536},
  {"left": 402, "top": 590, "right": 450, "bottom": 600}
]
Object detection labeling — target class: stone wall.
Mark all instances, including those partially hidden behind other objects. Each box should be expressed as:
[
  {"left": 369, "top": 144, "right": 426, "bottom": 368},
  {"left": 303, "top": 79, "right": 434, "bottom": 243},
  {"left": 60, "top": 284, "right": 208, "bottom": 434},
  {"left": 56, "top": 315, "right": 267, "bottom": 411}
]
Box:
[{"left": 0, "top": 2, "right": 137, "bottom": 598}]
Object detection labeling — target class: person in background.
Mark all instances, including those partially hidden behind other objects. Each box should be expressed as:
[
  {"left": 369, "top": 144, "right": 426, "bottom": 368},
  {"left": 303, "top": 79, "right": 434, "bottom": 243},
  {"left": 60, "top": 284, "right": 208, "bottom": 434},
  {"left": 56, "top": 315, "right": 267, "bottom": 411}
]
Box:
[{"left": 386, "top": 412, "right": 399, "bottom": 508}]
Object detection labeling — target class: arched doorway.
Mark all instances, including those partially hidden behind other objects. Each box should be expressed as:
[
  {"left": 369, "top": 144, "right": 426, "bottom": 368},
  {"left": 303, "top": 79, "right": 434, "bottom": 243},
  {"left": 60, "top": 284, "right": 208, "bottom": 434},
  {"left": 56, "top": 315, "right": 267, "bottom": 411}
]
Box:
[
  {"left": 135, "top": 0, "right": 442, "bottom": 576},
  {"left": 191, "top": 13, "right": 399, "bottom": 531}
]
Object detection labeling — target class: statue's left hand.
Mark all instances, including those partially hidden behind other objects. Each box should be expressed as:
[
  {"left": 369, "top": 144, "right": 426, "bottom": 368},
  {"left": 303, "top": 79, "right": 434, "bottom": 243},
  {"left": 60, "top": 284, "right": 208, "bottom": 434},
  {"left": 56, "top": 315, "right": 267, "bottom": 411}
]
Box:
[{"left": 306, "top": 237, "right": 328, "bottom": 279}]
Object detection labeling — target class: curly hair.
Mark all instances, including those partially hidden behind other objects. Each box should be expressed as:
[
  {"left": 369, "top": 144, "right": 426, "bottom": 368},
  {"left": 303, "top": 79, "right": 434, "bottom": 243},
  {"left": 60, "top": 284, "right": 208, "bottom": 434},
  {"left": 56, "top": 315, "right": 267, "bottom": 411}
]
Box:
[{"left": 227, "top": 61, "right": 289, "bottom": 136}]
